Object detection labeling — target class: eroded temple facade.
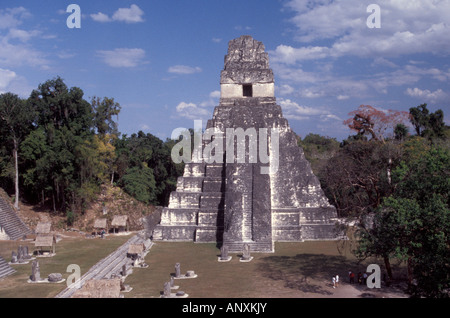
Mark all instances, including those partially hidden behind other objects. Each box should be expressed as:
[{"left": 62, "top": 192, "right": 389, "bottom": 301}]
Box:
[{"left": 153, "top": 36, "right": 338, "bottom": 252}]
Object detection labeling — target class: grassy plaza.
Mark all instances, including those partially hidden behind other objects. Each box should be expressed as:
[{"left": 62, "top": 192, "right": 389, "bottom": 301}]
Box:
[{"left": 0, "top": 233, "right": 407, "bottom": 298}]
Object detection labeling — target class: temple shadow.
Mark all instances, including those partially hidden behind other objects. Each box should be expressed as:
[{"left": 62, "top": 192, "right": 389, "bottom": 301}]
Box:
[{"left": 257, "top": 254, "right": 360, "bottom": 296}]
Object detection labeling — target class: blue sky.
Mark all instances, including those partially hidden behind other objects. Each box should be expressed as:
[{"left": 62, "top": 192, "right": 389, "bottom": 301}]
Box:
[{"left": 1, "top": 0, "right": 449, "bottom": 141}]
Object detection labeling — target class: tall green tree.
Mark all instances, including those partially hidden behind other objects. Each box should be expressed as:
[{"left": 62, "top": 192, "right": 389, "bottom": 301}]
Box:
[
  {"left": 355, "top": 196, "right": 421, "bottom": 282},
  {"left": 91, "top": 96, "right": 121, "bottom": 136},
  {"left": 121, "top": 164, "right": 157, "bottom": 204},
  {"left": 355, "top": 143, "right": 449, "bottom": 297},
  {"left": 26, "top": 77, "right": 94, "bottom": 212},
  {"left": 409, "top": 103, "right": 446, "bottom": 140},
  {"left": 298, "top": 133, "right": 340, "bottom": 175},
  {"left": 321, "top": 139, "right": 402, "bottom": 217},
  {"left": 0, "top": 93, "right": 35, "bottom": 208},
  {"left": 394, "top": 123, "right": 409, "bottom": 141},
  {"left": 114, "top": 131, "right": 182, "bottom": 206}
]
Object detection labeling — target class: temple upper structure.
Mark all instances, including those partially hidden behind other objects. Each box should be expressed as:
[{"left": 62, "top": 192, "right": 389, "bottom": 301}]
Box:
[
  {"left": 220, "top": 36, "right": 274, "bottom": 100},
  {"left": 153, "top": 35, "right": 339, "bottom": 253}
]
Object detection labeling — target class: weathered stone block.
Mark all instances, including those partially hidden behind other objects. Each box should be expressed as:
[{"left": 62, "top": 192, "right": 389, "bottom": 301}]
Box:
[{"left": 153, "top": 225, "right": 196, "bottom": 241}]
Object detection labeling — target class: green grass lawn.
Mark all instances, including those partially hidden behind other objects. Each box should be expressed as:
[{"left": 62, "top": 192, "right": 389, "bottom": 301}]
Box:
[
  {"left": 0, "top": 237, "right": 406, "bottom": 298},
  {"left": 0, "top": 234, "right": 132, "bottom": 298},
  {"left": 124, "top": 240, "right": 392, "bottom": 298}
]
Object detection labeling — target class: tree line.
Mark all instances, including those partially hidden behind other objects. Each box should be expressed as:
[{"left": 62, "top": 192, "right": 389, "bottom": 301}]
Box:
[
  {"left": 299, "top": 104, "right": 449, "bottom": 298},
  {"left": 0, "top": 77, "right": 183, "bottom": 216}
]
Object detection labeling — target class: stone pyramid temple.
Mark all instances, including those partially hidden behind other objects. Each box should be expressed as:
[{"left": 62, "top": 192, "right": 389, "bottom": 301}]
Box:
[{"left": 153, "top": 35, "right": 338, "bottom": 252}]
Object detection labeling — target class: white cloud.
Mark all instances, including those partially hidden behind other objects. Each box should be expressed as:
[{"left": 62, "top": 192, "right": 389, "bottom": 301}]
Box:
[
  {"left": 320, "top": 114, "right": 342, "bottom": 122},
  {"left": 279, "top": 98, "right": 332, "bottom": 121},
  {"left": 0, "top": 7, "right": 50, "bottom": 70},
  {"left": 168, "top": 65, "right": 202, "bottom": 74},
  {"left": 270, "top": 45, "right": 330, "bottom": 64},
  {"left": 0, "top": 40, "right": 49, "bottom": 69},
  {"left": 91, "top": 4, "right": 144, "bottom": 23},
  {"left": 57, "top": 51, "right": 76, "bottom": 59},
  {"left": 200, "top": 91, "right": 221, "bottom": 107},
  {"left": 112, "top": 4, "right": 144, "bottom": 23},
  {"left": 97, "top": 48, "right": 146, "bottom": 68},
  {"left": 371, "top": 57, "right": 397, "bottom": 69},
  {"left": 274, "top": 63, "right": 324, "bottom": 84},
  {"left": 176, "top": 91, "right": 221, "bottom": 120},
  {"left": 404, "top": 65, "right": 450, "bottom": 82},
  {"left": 0, "top": 68, "right": 33, "bottom": 97},
  {"left": 90, "top": 12, "right": 112, "bottom": 23},
  {"left": 209, "top": 90, "right": 221, "bottom": 98},
  {"left": 274, "top": 59, "right": 449, "bottom": 102},
  {"left": 176, "top": 102, "right": 210, "bottom": 120},
  {"left": 276, "top": 84, "right": 295, "bottom": 96},
  {"left": 0, "top": 7, "right": 30, "bottom": 29},
  {"left": 301, "top": 88, "right": 324, "bottom": 98},
  {"left": 405, "top": 87, "right": 447, "bottom": 101},
  {"left": 7, "top": 28, "right": 40, "bottom": 42},
  {"left": 0, "top": 68, "right": 17, "bottom": 93},
  {"left": 337, "top": 95, "right": 349, "bottom": 100},
  {"left": 279, "top": 0, "right": 450, "bottom": 60}
]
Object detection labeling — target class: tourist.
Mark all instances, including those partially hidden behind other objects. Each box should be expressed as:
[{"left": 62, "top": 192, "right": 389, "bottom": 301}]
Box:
[
  {"left": 332, "top": 276, "right": 336, "bottom": 288},
  {"left": 363, "top": 272, "right": 368, "bottom": 285},
  {"left": 350, "top": 271, "right": 355, "bottom": 284},
  {"left": 358, "top": 272, "right": 362, "bottom": 284},
  {"left": 335, "top": 274, "right": 339, "bottom": 287}
]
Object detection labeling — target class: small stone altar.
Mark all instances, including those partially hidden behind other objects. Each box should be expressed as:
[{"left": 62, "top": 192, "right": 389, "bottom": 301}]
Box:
[
  {"left": 172, "top": 262, "right": 198, "bottom": 279},
  {"left": 161, "top": 281, "right": 189, "bottom": 298}
]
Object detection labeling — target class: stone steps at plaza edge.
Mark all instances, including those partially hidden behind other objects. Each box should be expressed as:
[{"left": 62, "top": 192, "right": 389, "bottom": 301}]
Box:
[
  {"left": 0, "top": 256, "right": 16, "bottom": 279},
  {"left": 0, "top": 194, "right": 32, "bottom": 241}
]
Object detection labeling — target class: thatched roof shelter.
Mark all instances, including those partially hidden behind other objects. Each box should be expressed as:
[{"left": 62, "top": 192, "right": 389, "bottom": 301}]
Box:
[
  {"left": 111, "top": 215, "right": 129, "bottom": 233},
  {"left": 71, "top": 278, "right": 122, "bottom": 298},
  {"left": 128, "top": 243, "right": 144, "bottom": 255},
  {"left": 35, "top": 222, "right": 51, "bottom": 235},
  {"left": 93, "top": 218, "right": 107, "bottom": 229},
  {"left": 34, "top": 235, "right": 56, "bottom": 254},
  {"left": 111, "top": 215, "right": 128, "bottom": 227}
]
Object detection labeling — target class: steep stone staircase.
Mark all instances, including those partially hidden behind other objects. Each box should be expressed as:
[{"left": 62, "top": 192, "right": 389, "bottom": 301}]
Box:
[
  {"left": 0, "top": 193, "right": 32, "bottom": 241},
  {"left": 0, "top": 256, "right": 16, "bottom": 279}
]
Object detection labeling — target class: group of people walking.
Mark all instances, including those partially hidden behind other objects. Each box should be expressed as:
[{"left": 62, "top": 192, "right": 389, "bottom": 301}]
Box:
[
  {"left": 332, "top": 274, "right": 339, "bottom": 288},
  {"left": 349, "top": 270, "right": 369, "bottom": 285},
  {"left": 332, "top": 270, "right": 369, "bottom": 288}
]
